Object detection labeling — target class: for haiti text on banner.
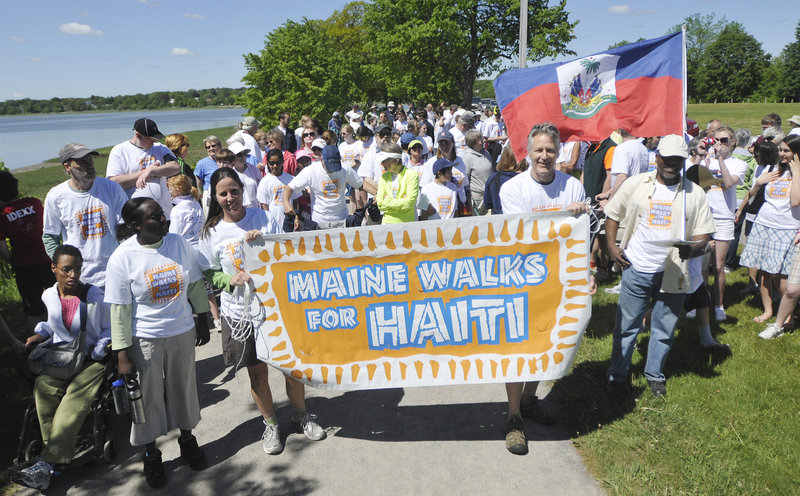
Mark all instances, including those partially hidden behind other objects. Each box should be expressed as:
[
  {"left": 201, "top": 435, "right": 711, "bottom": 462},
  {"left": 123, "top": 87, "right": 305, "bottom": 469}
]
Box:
[
  {"left": 240, "top": 212, "right": 592, "bottom": 390},
  {"left": 494, "top": 31, "right": 685, "bottom": 161}
]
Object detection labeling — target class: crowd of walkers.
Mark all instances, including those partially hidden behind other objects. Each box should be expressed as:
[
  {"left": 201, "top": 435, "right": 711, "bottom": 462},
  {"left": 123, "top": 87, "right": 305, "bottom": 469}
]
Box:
[{"left": 2, "top": 105, "right": 800, "bottom": 488}]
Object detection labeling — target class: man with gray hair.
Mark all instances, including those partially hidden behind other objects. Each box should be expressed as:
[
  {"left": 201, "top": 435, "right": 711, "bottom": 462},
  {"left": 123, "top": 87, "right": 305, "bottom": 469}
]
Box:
[
  {"left": 450, "top": 111, "right": 475, "bottom": 157},
  {"left": 234, "top": 116, "right": 263, "bottom": 164}
]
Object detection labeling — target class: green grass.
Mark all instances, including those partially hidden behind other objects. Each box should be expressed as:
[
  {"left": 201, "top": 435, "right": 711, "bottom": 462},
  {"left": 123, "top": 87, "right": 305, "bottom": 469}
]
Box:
[
  {"left": 687, "top": 102, "right": 800, "bottom": 136},
  {"left": 4, "top": 109, "right": 800, "bottom": 494}
]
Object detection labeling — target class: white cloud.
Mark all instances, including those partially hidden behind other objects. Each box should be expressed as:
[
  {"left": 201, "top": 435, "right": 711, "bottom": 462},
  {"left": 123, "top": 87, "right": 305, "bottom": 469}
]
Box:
[
  {"left": 59, "top": 22, "right": 103, "bottom": 36},
  {"left": 10, "top": 36, "right": 27, "bottom": 43},
  {"left": 28, "top": 57, "right": 42, "bottom": 63},
  {"left": 183, "top": 12, "right": 204, "bottom": 19},
  {"left": 171, "top": 47, "right": 196, "bottom": 56},
  {"left": 633, "top": 9, "right": 654, "bottom": 16},
  {"left": 138, "top": 0, "right": 160, "bottom": 5},
  {"left": 608, "top": 5, "right": 631, "bottom": 14},
  {"left": 13, "top": 93, "right": 24, "bottom": 98}
]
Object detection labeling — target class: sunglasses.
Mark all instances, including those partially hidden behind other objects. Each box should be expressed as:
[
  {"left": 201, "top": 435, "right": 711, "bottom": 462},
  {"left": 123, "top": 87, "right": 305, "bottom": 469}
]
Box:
[
  {"left": 205, "top": 144, "right": 219, "bottom": 149},
  {"left": 268, "top": 160, "right": 282, "bottom": 166},
  {"left": 303, "top": 132, "right": 316, "bottom": 137},
  {"left": 764, "top": 136, "right": 775, "bottom": 141},
  {"left": 716, "top": 137, "right": 731, "bottom": 144}
]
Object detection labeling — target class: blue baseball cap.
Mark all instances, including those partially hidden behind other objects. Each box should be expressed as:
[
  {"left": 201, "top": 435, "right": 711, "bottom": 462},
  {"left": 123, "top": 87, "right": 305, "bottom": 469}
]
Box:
[
  {"left": 436, "top": 130, "right": 454, "bottom": 143},
  {"left": 321, "top": 145, "right": 342, "bottom": 172},
  {"left": 400, "top": 132, "right": 415, "bottom": 146},
  {"left": 432, "top": 158, "right": 454, "bottom": 176}
]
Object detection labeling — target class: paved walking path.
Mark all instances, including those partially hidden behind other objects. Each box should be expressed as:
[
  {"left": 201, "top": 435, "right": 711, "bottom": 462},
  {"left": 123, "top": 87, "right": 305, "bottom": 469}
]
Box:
[{"left": 12, "top": 331, "right": 604, "bottom": 495}]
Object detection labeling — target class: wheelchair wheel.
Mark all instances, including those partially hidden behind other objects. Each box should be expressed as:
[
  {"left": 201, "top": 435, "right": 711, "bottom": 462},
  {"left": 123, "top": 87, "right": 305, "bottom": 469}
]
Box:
[
  {"left": 24, "top": 439, "right": 43, "bottom": 462},
  {"left": 103, "top": 439, "right": 117, "bottom": 463}
]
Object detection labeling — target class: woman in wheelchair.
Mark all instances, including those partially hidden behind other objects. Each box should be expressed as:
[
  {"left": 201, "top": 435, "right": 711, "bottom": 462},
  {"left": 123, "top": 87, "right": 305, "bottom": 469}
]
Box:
[{"left": 18, "top": 244, "right": 111, "bottom": 490}]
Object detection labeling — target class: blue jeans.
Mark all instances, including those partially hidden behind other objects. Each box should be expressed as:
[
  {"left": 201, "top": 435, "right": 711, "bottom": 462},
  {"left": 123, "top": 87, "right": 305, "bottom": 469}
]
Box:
[{"left": 607, "top": 266, "right": 686, "bottom": 383}]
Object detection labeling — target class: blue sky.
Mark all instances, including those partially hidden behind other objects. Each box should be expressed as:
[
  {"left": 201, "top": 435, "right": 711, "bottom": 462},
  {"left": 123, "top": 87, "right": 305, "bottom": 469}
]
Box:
[{"left": 1, "top": 0, "right": 797, "bottom": 101}]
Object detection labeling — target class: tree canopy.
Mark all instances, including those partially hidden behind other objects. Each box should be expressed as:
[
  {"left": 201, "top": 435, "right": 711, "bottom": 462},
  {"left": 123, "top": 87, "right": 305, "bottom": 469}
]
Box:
[{"left": 777, "top": 21, "right": 800, "bottom": 101}]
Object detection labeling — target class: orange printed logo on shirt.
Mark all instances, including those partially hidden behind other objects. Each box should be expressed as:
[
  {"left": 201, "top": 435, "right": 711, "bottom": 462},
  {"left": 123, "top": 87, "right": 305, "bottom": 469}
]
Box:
[
  {"left": 438, "top": 196, "right": 453, "bottom": 215},
  {"left": 75, "top": 206, "right": 109, "bottom": 240},
  {"left": 648, "top": 201, "right": 672, "bottom": 229},
  {"left": 138, "top": 155, "right": 159, "bottom": 171},
  {"left": 322, "top": 180, "right": 340, "bottom": 199},
  {"left": 226, "top": 241, "right": 244, "bottom": 271},
  {"left": 273, "top": 185, "right": 286, "bottom": 204},
  {"left": 767, "top": 178, "right": 790, "bottom": 199},
  {"left": 145, "top": 263, "right": 184, "bottom": 303}
]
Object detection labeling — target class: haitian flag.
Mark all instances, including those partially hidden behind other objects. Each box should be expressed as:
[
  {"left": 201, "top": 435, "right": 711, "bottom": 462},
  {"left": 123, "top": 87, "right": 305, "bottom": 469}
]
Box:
[{"left": 494, "top": 31, "right": 684, "bottom": 160}]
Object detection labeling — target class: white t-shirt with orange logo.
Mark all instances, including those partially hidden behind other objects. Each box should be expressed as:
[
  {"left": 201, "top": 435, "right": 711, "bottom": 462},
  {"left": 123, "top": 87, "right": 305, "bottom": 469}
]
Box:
[
  {"left": 43, "top": 178, "right": 128, "bottom": 287},
  {"left": 198, "top": 208, "right": 279, "bottom": 318},
  {"left": 288, "top": 162, "right": 363, "bottom": 223},
  {"left": 257, "top": 172, "right": 300, "bottom": 230},
  {"left": 755, "top": 167, "right": 800, "bottom": 230},
  {"left": 705, "top": 156, "right": 748, "bottom": 220},
  {"left": 498, "top": 169, "right": 586, "bottom": 214},
  {"left": 107, "top": 140, "right": 175, "bottom": 216},
  {"left": 105, "top": 233, "right": 202, "bottom": 339},
  {"left": 625, "top": 181, "right": 679, "bottom": 273},
  {"left": 417, "top": 181, "right": 458, "bottom": 220}
]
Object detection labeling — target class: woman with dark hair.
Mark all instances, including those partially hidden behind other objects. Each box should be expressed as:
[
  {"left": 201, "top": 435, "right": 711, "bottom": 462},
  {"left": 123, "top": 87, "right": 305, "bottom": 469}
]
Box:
[
  {"left": 749, "top": 135, "right": 800, "bottom": 338},
  {"left": 16, "top": 245, "right": 110, "bottom": 490},
  {"left": 482, "top": 147, "right": 529, "bottom": 215},
  {"left": 200, "top": 168, "right": 325, "bottom": 456},
  {"left": 740, "top": 136, "right": 800, "bottom": 328},
  {"left": 106, "top": 198, "right": 210, "bottom": 488}
]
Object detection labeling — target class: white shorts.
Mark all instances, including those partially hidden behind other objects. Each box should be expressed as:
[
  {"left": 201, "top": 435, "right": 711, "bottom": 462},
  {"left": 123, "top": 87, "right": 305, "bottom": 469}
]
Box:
[{"left": 712, "top": 217, "right": 734, "bottom": 241}]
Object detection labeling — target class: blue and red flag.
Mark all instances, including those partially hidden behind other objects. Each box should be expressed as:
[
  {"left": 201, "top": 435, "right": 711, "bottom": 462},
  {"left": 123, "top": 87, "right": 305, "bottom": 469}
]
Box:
[{"left": 494, "top": 31, "right": 685, "bottom": 160}]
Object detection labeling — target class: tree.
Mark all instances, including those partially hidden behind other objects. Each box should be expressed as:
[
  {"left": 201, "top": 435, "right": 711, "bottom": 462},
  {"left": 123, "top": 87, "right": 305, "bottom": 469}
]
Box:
[
  {"left": 694, "top": 22, "right": 768, "bottom": 102},
  {"left": 669, "top": 13, "right": 728, "bottom": 100},
  {"left": 364, "top": 0, "right": 576, "bottom": 107},
  {"left": 241, "top": 16, "right": 366, "bottom": 127},
  {"left": 777, "top": 21, "right": 800, "bottom": 101},
  {"left": 607, "top": 38, "right": 644, "bottom": 50}
]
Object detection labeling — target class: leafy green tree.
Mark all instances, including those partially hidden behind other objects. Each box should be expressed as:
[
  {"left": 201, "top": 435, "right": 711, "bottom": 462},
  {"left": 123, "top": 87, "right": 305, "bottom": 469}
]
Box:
[
  {"left": 607, "top": 38, "right": 644, "bottom": 50},
  {"left": 241, "top": 16, "right": 364, "bottom": 127},
  {"left": 364, "top": 0, "right": 576, "bottom": 107},
  {"left": 694, "top": 23, "right": 768, "bottom": 102},
  {"left": 669, "top": 13, "right": 728, "bottom": 100},
  {"left": 777, "top": 21, "right": 800, "bottom": 101}
]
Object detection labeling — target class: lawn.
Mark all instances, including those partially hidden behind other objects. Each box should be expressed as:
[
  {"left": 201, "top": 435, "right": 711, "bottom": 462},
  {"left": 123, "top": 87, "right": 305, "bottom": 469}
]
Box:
[{"left": 3, "top": 105, "right": 800, "bottom": 494}]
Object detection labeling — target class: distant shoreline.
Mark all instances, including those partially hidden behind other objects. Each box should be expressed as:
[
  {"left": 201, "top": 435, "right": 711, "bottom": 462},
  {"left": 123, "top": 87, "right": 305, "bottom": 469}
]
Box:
[{"left": 0, "top": 105, "right": 244, "bottom": 118}]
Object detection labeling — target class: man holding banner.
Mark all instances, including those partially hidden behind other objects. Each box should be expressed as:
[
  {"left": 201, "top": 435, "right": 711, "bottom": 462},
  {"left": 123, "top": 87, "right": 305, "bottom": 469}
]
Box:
[
  {"left": 499, "top": 122, "right": 593, "bottom": 455},
  {"left": 603, "top": 136, "right": 714, "bottom": 399}
]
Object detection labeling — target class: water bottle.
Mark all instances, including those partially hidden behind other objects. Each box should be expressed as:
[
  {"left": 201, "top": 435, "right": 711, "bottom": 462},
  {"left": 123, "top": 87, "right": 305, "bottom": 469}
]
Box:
[
  {"left": 126, "top": 378, "right": 147, "bottom": 424},
  {"left": 112, "top": 378, "right": 130, "bottom": 415}
]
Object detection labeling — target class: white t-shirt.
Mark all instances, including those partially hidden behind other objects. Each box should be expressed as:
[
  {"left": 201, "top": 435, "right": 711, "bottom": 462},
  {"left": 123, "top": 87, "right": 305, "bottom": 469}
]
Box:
[
  {"left": 168, "top": 196, "right": 204, "bottom": 248},
  {"left": 419, "top": 156, "right": 467, "bottom": 202},
  {"left": 499, "top": 170, "right": 586, "bottom": 213},
  {"left": 706, "top": 156, "right": 748, "bottom": 219},
  {"left": 358, "top": 142, "right": 382, "bottom": 181},
  {"left": 235, "top": 130, "right": 262, "bottom": 164},
  {"left": 104, "top": 234, "right": 202, "bottom": 339},
  {"left": 418, "top": 181, "right": 458, "bottom": 220},
  {"left": 198, "top": 208, "right": 278, "bottom": 318},
  {"left": 339, "top": 140, "right": 362, "bottom": 169},
  {"left": 482, "top": 116, "right": 499, "bottom": 139},
  {"left": 754, "top": 167, "right": 800, "bottom": 230},
  {"left": 43, "top": 178, "right": 128, "bottom": 287},
  {"left": 257, "top": 171, "right": 297, "bottom": 229},
  {"left": 450, "top": 127, "right": 468, "bottom": 157},
  {"left": 789, "top": 127, "right": 800, "bottom": 136},
  {"left": 345, "top": 109, "right": 364, "bottom": 127},
  {"left": 610, "top": 139, "right": 649, "bottom": 186},
  {"left": 234, "top": 166, "right": 260, "bottom": 209},
  {"left": 288, "top": 162, "right": 363, "bottom": 222},
  {"left": 107, "top": 140, "right": 175, "bottom": 216},
  {"left": 625, "top": 181, "right": 679, "bottom": 273}
]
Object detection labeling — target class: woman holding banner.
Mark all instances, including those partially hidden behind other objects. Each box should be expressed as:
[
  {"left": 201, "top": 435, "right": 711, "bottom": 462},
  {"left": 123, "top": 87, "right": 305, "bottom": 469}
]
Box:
[{"left": 199, "top": 167, "right": 325, "bottom": 456}]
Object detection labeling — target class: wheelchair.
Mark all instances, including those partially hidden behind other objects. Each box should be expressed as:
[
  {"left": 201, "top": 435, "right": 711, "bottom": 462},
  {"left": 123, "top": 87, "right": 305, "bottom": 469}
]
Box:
[{"left": 12, "top": 351, "right": 121, "bottom": 468}]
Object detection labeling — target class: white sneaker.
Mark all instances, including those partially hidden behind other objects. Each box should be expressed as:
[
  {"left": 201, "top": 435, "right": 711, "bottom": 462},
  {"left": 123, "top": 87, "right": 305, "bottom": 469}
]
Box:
[
  {"left": 714, "top": 306, "right": 727, "bottom": 322},
  {"left": 291, "top": 413, "right": 326, "bottom": 441},
  {"left": 685, "top": 309, "right": 697, "bottom": 319},
  {"left": 758, "top": 323, "right": 785, "bottom": 340},
  {"left": 605, "top": 283, "right": 621, "bottom": 294},
  {"left": 213, "top": 319, "right": 222, "bottom": 333},
  {"left": 262, "top": 421, "right": 283, "bottom": 454},
  {"left": 15, "top": 460, "right": 53, "bottom": 490}
]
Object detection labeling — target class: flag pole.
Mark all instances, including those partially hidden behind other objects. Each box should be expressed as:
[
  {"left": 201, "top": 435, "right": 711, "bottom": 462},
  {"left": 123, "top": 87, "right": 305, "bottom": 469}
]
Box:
[
  {"left": 519, "top": 0, "right": 527, "bottom": 68},
  {"left": 681, "top": 24, "right": 688, "bottom": 241}
]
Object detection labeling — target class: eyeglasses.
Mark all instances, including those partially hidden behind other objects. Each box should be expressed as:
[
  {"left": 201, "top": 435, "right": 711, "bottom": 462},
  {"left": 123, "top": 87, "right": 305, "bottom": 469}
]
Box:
[
  {"left": 378, "top": 132, "right": 391, "bottom": 138},
  {"left": 303, "top": 132, "right": 316, "bottom": 137},
  {"left": 205, "top": 144, "right": 219, "bottom": 150},
  {"left": 716, "top": 137, "right": 731, "bottom": 144}
]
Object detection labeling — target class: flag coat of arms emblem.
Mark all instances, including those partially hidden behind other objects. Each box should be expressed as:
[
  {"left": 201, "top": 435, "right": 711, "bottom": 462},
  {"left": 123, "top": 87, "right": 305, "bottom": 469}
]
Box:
[{"left": 494, "top": 32, "right": 684, "bottom": 161}]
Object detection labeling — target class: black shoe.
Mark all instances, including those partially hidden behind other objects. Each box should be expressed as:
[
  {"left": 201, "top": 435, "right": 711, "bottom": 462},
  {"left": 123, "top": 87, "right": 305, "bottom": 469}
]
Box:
[
  {"left": 701, "top": 340, "right": 731, "bottom": 355},
  {"left": 504, "top": 415, "right": 528, "bottom": 455},
  {"left": 604, "top": 379, "right": 628, "bottom": 399},
  {"left": 520, "top": 398, "right": 557, "bottom": 425},
  {"left": 178, "top": 435, "right": 207, "bottom": 471},
  {"left": 647, "top": 379, "right": 667, "bottom": 398},
  {"left": 143, "top": 449, "right": 166, "bottom": 488}
]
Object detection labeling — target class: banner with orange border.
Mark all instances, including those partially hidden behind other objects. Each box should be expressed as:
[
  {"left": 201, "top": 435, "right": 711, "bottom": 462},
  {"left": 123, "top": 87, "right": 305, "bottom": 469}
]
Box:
[{"left": 244, "top": 212, "right": 592, "bottom": 390}]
